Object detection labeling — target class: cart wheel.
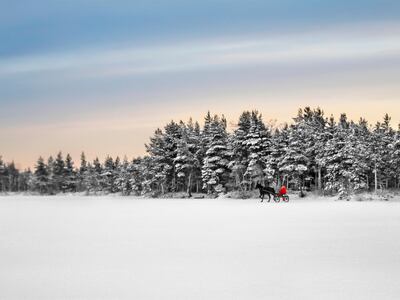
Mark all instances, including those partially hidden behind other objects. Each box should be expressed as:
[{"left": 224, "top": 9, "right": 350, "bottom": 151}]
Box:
[
  {"left": 274, "top": 195, "right": 281, "bottom": 203},
  {"left": 282, "top": 195, "right": 289, "bottom": 202}
]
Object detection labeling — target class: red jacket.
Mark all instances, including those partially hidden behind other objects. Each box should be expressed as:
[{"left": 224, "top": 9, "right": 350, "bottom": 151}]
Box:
[{"left": 279, "top": 186, "right": 287, "bottom": 195}]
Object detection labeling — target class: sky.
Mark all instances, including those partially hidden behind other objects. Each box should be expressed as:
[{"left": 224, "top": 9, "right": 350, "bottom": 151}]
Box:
[{"left": 1, "top": 0, "right": 400, "bottom": 169}]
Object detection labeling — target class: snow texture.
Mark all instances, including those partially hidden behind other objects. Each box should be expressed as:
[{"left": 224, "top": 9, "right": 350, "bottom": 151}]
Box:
[{"left": 1, "top": 196, "right": 400, "bottom": 300}]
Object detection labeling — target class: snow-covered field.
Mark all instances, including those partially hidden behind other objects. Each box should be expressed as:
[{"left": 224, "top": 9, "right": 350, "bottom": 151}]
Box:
[{"left": 1, "top": 196, "right": 400, "bottom": 300}]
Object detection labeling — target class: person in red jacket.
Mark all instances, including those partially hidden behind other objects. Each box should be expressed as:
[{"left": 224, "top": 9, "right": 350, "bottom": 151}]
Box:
[{"left": 278, "top": 185, "right": 287, "bottom": 196}]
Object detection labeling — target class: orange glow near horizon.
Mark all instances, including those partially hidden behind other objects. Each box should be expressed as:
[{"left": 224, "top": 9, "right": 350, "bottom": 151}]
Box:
[{"left": 2, "top": 96, "right": 399, "bottom": 170}]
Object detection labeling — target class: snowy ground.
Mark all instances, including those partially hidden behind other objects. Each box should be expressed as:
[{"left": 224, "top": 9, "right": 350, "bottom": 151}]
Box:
[{"left": 1, "top": 196, "right": 400, "bottom": 300}]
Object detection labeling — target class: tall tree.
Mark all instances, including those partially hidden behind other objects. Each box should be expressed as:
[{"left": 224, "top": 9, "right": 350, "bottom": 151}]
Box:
[
  {"left": 115, "top": 156, "right": 132, "bottom": 195},
  {"left": 102, "top": 156, "right": 117, "bottom": 193},
  {"left": 243, "top": 111, "right": 271, "bottom": 188},
  {"left": 278, "top": 123, "right": 308, "bottom": 196},
  {"left": 78, "top": 152, "right": 88, "bottom": 192},
  {"left": 0, "top": 156, "right": 7, "bottom": 192},
  {"left": 145, "top": 128, "right": 171, "bottom": 194},
  {"left": 64, "top": 154, "right": 76, "bottom": 192},
  {"left": 229, "top": 111, "right": 252, "bottom": 190},
  {"left": 32, "top": 157, "right": 49, "bottom": 194},
  {"left": 53, "top": 152, "right": 65, "bottom": 193},
  {"left": 7, "top": 161, "right": 20, "bottom": 192},
  {"left": 173, "top": 119, "right": 202, "bottom": 195},
  {"left": 202, "top": 114, "right": 232, "bottom": 194}
]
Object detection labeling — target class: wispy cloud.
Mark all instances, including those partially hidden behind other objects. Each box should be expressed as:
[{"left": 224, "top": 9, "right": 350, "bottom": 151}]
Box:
[{"left": 1, "top": 22, "right": 399, "bottom": 79}]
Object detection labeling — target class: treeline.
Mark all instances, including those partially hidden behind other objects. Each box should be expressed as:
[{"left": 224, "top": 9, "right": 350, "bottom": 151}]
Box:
[{"left": 1, "top": 107, "right": 400, "bottom": 198}]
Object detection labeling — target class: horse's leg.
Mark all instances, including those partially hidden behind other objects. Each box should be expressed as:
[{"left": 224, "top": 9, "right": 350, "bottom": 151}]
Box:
[
  {"left": 267, "top": 193, "right": 271, "bottom": 202},
  {"left": 260, "top": 193, "right": 264, "bottom": 202}
]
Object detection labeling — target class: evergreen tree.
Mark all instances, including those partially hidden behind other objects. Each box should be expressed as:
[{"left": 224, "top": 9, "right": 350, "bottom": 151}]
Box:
[
  {"left": 163, "top": 121, "right": 182, "bottom": 192},
  {"left": 18, "top": 169, "right": 32, "bottom": 192},
  {"left": 115, "top": 156, "right": 132, "bottom": 195},
  {"left": 78, "top": 152, "right": 88, "bottom": 192},
  {"left": 202, "top": 114, "right": 232, "bottom": 194},
  {"left": 53, "top": 152, "right": 65, "bottom": 192},
  {"left": 133, "top": 156, "right": 154, "bottom": 195},
  {"left": 264, "top": 125, "right": 289, "bottom": 188},
  {"left": 64, "top": 154, "right": 76, "bottom": 192},
  {"left": 102, "top": 156, "right": 117, "bottom": 193},
  {"left": 295, "top": 107, "right": 327, "bottom": 191},
  {"left": 90, "top": 157, "right": 103, "bottom": 193},
  {"left": 323, "top": 114, "right": 360, "bottom": 198},
  {"left": 229, "top": 111, "right": 251, "bottom": 190},
  {"left": 173, "top": 120, "right": 202, "bottom": 196},
  {"left": 0, "top": 156, "right": 7, "bottom": 192},
  {"left": 278, "top": 123, "right": 308, "bottom": 196},
  {"left": 372, "top": 114, "right": 395, "bottom": 190},
  {"left": 7, "top": 162, "right": 19, "bottom": 192},
  {"left": 46, "top": 156, "right": 56, "bottom": 194},
  {"left": 145, "top": 128, "right": 171, "bottom": 194},
  {"left": 389, "top": 128, "right": 400, "bottom": 188},
  {"left": 244, "top": 111, "right": 271, "bottom": 188},
  {"left": 32, "top": 157, "right": 49, "bottom": 194}
]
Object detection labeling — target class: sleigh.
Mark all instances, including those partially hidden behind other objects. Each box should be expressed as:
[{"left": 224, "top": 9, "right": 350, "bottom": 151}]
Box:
[
  {"left": 273, "top": 186, "right": 289, "bottom": 202},
  {"left": 273, "top": 192, "right": 289, "bottom": 202}
]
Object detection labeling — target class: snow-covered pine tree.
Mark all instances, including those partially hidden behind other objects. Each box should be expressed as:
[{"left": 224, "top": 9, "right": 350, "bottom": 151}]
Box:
[
  {"left": 278, "top": 122, "right": 309, "bottom": 196},
  {"left": 102, "top": 156, "right": 117, "bottom": 193},
  {"left": 295, "top": 107, "right": 327, "bottom": 191},
  {"left": 52, "top": 152, "right": 65, "bottom": 193},
  {"left": 243, "top": 111, "right": 271, "bottom": 189},
  {"left": 323, "top": 113, "right": 361, "bottom": 199},
  {"left": 32, "top": 156, "right": 49, "bottom": 194},
  {"left": 46, "top": 156, "right": 56, "bottom": 194},
  {"left": 132, "top": 156, "right": 154, "bottom": 195},
  {"left": 90, "top": 157, "right": 103, "bottom": 193},
  {"left": 144, "top": 120, "right": 184, "bottom": 195},
  {"left": 115, "top": 156, "right": 132, "bottom": 195},
  {"left": 313, "top": 111, "right": 330, "bottom": 192},
  {"left": 264, "top": 124, "right": 289, "bottom": 188},
  {"left": 127, "top": 157, "right": 142, "bottom": 195},
  {"left": 79, "top": 162, "right": 92, "bottom": 194},
  {"left": 64, "top": 153, "right": 77, "bottom": 192},
  {"left": 323, "top": 114, "right": 346, "bottom": 196},
  {"left": 192, "top": 120, "right": 203, "bottom": 192},
  {"left": 6, "top": 162, "right": 19, "bottom": 192},
  {"left": 229, "top": 111, "right": 251, "bottom": 190},
  {"left": 146, "top": 128, "right": 171, "bottom": 195},
  {"left": 201, "top": 114, "right": 232, "bottom": 194},
  {"left": 18, "top": 169, "right": 32, "bottom": 192},
  {"left": 77, "top": 152, "right": 88, "bottom": 192},
  {"left": 389, "top": 126, "right": 400, "bottom": 188},
  {"left": 174, "top": 119, "right": 201, "bottom": 196},
  {"left": 173, "top": 121, "right": 189, "bottom": 193},
  {"left": 315, "top": 114, "right": 340, "bottom": 193},
  {"left": 372, "top": 114, "right": 395, "bottom": 190},
  {"left": 0, "top": 160, "right": 11, "bottom": 192},
  {"left": 198, "top": 111, "right": 214, "bottom": 165},
  {"left": 342, "top": 120, "right": 371, "bottom": 194},
  {"left": 0, "top": 156, "right": 7, "bottom": 192},
  {"left": 163, "top": 121, "right": 183, "bottom": 192}
]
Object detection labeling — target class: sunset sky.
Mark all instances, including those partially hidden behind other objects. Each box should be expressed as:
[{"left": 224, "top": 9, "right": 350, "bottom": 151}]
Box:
[{"left": 1, "top": 0, "right": 400, "bottom": 169}]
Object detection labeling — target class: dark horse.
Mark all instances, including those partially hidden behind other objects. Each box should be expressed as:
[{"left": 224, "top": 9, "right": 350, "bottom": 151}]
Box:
[{"left": 256, "top": 183, "right": 276, "bottom": 202}]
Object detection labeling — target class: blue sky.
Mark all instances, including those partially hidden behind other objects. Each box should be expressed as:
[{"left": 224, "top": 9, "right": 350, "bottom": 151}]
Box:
[
  {"left": 1, "top": 0, "right": 400, "bottom": 168},
  {"left": 1, "top": 0, "right": 395, "bottom": 54},
  {"left": 2, "top": 0, "right": 400, "bottom": 61}
]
